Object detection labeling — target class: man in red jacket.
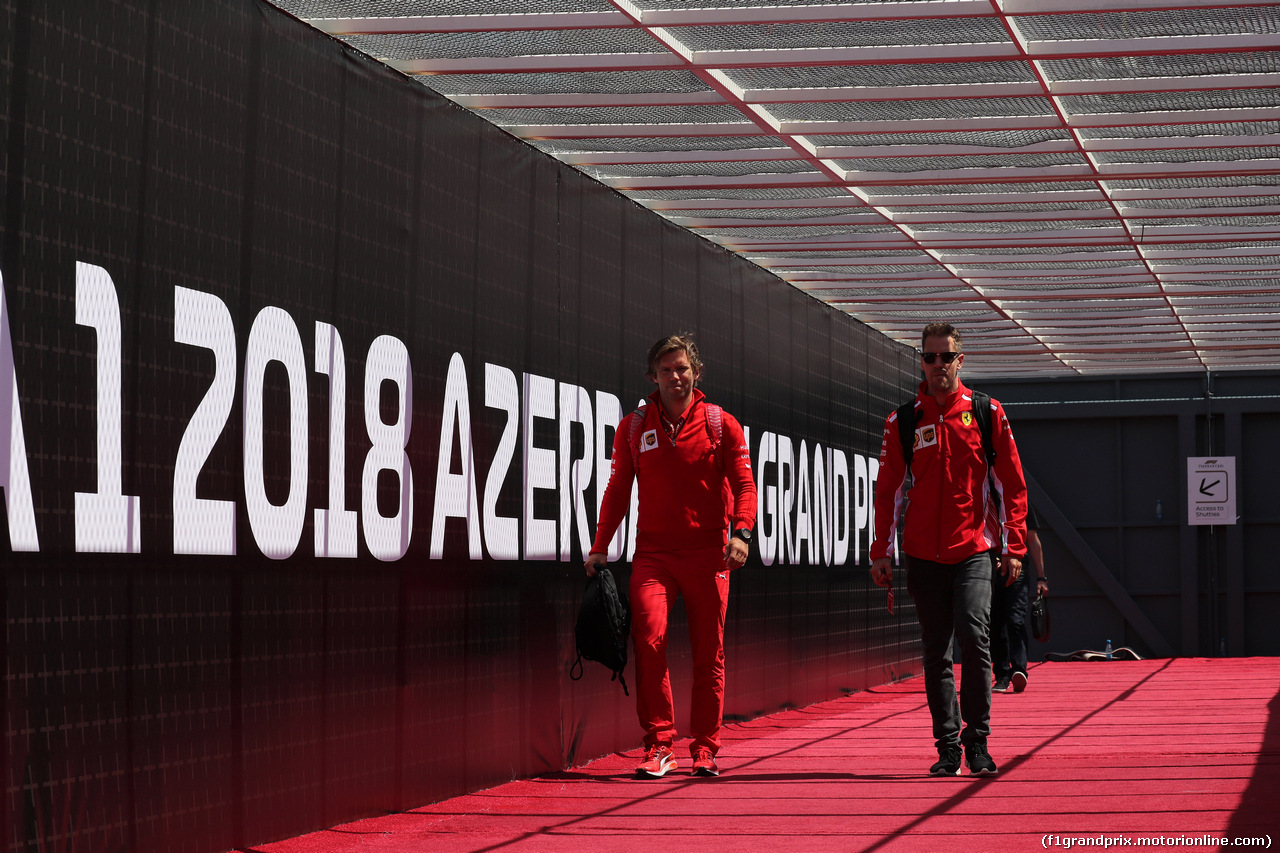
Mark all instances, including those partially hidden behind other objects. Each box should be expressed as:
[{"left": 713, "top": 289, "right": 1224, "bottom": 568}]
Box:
[
  {"left": 586, "top": 333, "right": 757, "bottom": 779},
  {"left": 870, "top": 322, "right": 1028, "bottom": 777}
]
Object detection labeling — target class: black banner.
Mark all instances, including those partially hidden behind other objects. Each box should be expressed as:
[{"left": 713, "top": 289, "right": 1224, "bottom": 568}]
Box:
[{"left": 0, "top": 2, "right": 920, "bottom": 850}]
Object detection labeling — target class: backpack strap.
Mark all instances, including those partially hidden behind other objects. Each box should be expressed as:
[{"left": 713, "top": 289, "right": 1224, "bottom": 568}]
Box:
[
  {"left": 972, "top": 391, "right": 1002, "bottom": 534},
  {"left": 704, "top": 403, "right": 723, "bottom": 448},
  {"left": 705, "top": 403, "right": 725, "bottom": 472},
  {"left": 572, "top": 656, "right": 625, "bottom": 693},
  {"left": 971, "top": 391, "right": 995, "bottom": 467}
]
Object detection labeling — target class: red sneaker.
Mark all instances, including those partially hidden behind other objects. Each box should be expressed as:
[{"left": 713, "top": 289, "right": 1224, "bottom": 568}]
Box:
[
  {"left": 636, "top": 744, "right": 677, "bottom": 778},
  {"left": 691, "top": 746, "right": 720, "bottom": 777}
]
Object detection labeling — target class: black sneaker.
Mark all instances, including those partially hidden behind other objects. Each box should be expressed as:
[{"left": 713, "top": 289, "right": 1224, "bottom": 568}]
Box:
[
  {"left": 1011, "top": 671, "right": 1028, "bottom": 693},
  {"left": 929, "top": 746, "right": 962, "bottom": 776},
  {"left": 965, "top": 743, "right": 998, "bottom": 776},
  {"left": 992, "top": 678, "right": 1011, "bottom": 693}
]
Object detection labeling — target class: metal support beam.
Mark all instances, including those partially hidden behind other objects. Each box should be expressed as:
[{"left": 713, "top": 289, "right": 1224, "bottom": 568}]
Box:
[
  {"left": 1224, "top": 411, "right": 1245, "bottom": 656},
  {"left": 1178, "top": 412, "right": 1200, "bottom": 655}
]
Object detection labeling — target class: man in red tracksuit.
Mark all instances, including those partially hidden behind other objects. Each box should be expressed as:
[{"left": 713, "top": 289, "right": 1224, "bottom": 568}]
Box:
[
  {"left": 586, "top": 333, "right": 756, "bottom": 779},
  {"left": 870, "top": 322, "right": 1028, "bottom": 777}
]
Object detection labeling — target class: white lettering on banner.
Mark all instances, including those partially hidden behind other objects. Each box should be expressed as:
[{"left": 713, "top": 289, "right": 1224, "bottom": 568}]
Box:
[
  {"left": 868, "top": 458, "right": 879, "bottom": 559},
  {"left": 314, "top": 322, "right": 357, "bottom": 558},
  {"left": 362, "top": 335, "right": 413, "bottom": 561},
  {"left": 593, "top": 390, "right": 626, "bottom": 562},
  {"left": 173, "top": 286, "right": 237, "bottom": 556},
  {"left": 432, "top": 353, "right": 482, "bottom": 560},
  {"left": 74, "top": 263, "right": 142, "bottom": 553},
  {"left": 747, "top": 432, "right": 862, "bottom": 567},
  {"left": 777, "top": 433, "right": 795, "bottom": 563},
  {"left": 2, "top": 267, "right": 883, "bottom": 564},
  {"left": 522, "top": 372, "right": 556, "bottom": 560},
  {"left": 756, "top": 431, "right": 777, "bottom": 566},
  {"left": 558, "top": 383, "right": 593, "bottom": 561},
  {"left": 852, "top": 454, "right": 869, "bottom": 564},
  {"left": 243, "top": 306, "right": 309, "bottom": 560},
  {"left": 626, "top": 399, "right": 645, "bottom": 561},
  {"left": 795, "top": 440, "right": 813, "bottom": 565},
  {"left": 812, "top": 445, "right": 828, "bottom": 566},
  {"left": 833, "top": 448, "right": 851, "bottom": 566},
  {"left": 0, "top": 268, "right": 38, "bottom": 551},
  {"left": 483, "top": 363, "right": 520, "bottom": 560},
  {"left": 813, "top": 445, "right": 851, "bottom": 568}
]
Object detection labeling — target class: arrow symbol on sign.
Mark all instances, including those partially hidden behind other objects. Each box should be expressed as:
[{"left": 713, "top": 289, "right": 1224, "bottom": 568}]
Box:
[{"left": 1199, "top": 478, "right": 1220, "bottom": 496}]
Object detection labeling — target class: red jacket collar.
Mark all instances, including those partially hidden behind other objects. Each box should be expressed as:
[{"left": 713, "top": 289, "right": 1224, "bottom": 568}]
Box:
[
  {"left": 916, "top": 379, "right": 971, "bottom": 413},
  {"left": 647, "top": 386, "right": 706, "bottom": 420}
]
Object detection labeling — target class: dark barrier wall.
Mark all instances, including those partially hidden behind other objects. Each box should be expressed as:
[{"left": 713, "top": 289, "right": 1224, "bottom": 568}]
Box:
[
  {"left": 974, "top": 373, "right": 1280, "bottom": 660},
  {"left": 1, "top": 2, "right": 920, "bottom": 851}
]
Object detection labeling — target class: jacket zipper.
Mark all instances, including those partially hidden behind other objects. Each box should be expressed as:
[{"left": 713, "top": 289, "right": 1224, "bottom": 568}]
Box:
[{"left": 935, "top": 409, "right": 945, "bottom": 560}]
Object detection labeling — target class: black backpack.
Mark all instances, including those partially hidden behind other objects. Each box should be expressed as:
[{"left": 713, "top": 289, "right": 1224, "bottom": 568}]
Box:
[
  {"left": 897, "top": 390, "right": 995, "bottom": 470},
  {"left": 568, "top": 567, "right": 631, "bottom": 695}
]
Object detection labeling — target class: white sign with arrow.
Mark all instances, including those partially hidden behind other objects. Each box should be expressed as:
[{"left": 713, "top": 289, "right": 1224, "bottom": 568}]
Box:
[{"left": 1187, "top": 456, "right": 1236, "bottom": 526}]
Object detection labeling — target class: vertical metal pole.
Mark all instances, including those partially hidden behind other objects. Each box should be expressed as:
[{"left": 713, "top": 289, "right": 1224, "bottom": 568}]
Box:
[
  {"left": 1224, "top": 411, "right": 1245, "bottom": 655},
  {"left": 1178, "top": 410, "right": 1199, "bottom": 656}
]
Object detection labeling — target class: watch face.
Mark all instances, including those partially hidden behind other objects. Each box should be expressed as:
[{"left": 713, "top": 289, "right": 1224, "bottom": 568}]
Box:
[{"left": 735, "top": 529, "right": 751, "bottom": 542}]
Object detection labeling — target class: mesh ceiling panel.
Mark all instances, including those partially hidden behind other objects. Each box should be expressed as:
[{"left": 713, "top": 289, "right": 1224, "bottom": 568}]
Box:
[{"left": 280, "top": 0, "right": 1280, "bottom": 376}]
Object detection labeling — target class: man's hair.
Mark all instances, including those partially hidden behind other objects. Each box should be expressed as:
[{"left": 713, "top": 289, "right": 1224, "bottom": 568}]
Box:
[
  {"left": 646, "top": 332, "right": 703, "bottom": 381},
  {"left": 921, "top": 322, "right": 963, "bottom": 352}
]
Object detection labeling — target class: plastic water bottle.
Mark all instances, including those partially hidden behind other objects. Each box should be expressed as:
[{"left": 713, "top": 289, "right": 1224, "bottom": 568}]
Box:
[{"left": 1105, "top": 639, "right": 1113, "bottom": 660}]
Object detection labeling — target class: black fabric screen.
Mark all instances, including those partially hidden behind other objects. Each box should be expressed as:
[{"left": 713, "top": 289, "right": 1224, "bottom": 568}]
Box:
[{"left": 0, "top": 2, "right": 920, "bottom": 850}]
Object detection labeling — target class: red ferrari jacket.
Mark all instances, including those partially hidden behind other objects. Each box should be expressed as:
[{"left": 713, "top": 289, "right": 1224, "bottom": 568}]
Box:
[
  {"left": 871, "top": 380, "right": 1028, "bottom": 565},
  {"left": 592, "top": 389, "right": 756, "bottom": 554}
]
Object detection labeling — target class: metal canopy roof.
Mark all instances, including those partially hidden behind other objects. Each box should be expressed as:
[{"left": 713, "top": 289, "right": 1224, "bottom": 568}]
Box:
[{"left": 270, "top": 0, "right": 1280, "bottom": 379}]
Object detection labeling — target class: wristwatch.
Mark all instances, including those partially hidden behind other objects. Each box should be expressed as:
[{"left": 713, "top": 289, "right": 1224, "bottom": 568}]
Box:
[{"left": 732, "top": 529, "right": 752, "bottom": 544}]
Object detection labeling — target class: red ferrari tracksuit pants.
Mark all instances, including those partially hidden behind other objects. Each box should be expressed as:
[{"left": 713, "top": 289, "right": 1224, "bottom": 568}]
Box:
[{"left": 630, "top": 546, "right": 729, "bottom": 755}]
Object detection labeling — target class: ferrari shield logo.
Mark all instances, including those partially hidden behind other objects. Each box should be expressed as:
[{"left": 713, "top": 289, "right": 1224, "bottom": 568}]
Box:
[{"left": 962, "top": 411, "right": 974, "bottom": 426}]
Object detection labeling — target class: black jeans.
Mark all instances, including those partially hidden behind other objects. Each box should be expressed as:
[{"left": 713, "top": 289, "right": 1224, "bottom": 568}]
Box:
[
  {"left": 905, "top": 551, "right": 993, "bottom": 751},
  {"left": 990, "top": 561, "right": 1030, "bottom": 681}
]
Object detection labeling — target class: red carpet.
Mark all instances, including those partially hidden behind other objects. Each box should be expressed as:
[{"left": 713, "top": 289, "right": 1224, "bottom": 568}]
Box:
[{"left": 239, "top": 658, "right": 1279, "bottom": 852}]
